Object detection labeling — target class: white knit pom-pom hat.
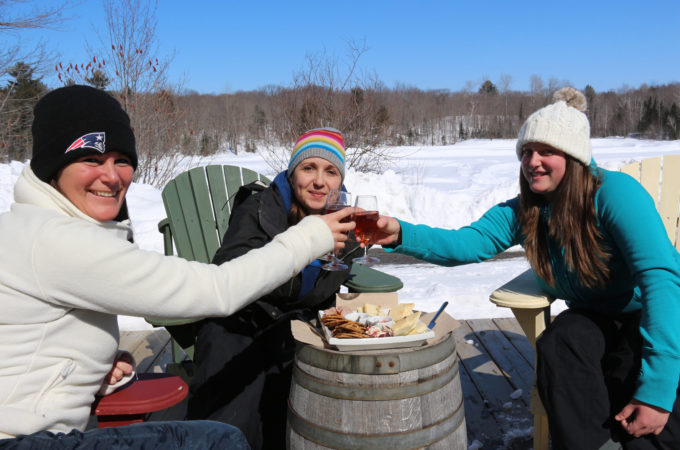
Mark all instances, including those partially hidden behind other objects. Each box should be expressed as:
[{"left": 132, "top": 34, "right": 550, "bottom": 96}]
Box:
[{"left": 516, "top": 86, "right": 591, "bottom": 165}]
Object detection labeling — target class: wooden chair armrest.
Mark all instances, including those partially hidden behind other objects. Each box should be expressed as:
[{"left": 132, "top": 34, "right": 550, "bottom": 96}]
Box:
[
  {"left": 158, "top": 218, "right": 174, "bottom": 257},
  {"left": 489, "top": 268, "right": 555, "bottom": 348},
  {"left": 92, "top": 373, "right": 188, "bottom": 428},
  {"left": 489, "top": 268, "right": 554, "bottom": 309}
]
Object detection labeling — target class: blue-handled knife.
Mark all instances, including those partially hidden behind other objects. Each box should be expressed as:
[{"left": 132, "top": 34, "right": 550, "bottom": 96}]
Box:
[{"left": 427, "top": 301, "right": 449, "bottom": 329}]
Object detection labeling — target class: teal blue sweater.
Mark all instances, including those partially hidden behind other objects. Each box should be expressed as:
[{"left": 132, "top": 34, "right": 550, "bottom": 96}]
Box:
[{"left": 387, "top": 168, "right": 680, "bottom": 411}]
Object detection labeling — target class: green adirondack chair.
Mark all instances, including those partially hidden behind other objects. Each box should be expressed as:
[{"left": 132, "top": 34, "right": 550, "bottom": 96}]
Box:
[{"left": 146, "top": 165, "right": 403, "bottom": 376}]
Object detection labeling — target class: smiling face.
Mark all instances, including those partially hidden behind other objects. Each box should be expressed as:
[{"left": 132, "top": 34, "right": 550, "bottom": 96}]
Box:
[
  {"left": 55, "top": 152, "right": 134, "bottom": 222},
  {"left": 290, "top": 157, "right": 343, "bottom": 214},
  {"left": 520, "top": 142, "right": 567, "bottom": 200}
]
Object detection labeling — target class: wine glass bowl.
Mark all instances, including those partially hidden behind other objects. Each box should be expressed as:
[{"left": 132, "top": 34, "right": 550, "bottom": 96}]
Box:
[{"left": 352, "top": 195, "right": 380, "bottom": 264}]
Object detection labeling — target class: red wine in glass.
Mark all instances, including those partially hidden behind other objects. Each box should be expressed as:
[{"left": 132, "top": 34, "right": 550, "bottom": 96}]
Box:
[
  {"left": 353, "top": 196, "right": 380, "bottom": 264},
  {"left": 354, "top": 210, "right": 379, "bottom": 243}
]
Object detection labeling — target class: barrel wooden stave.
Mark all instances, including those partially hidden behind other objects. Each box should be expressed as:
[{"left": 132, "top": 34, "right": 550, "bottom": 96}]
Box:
[{"left": 287, "top": 333, "right": 467, "bottom": 449}]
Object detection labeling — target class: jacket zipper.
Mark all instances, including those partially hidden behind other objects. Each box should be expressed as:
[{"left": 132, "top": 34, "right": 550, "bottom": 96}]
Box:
[{"left": 32, "top": 359, "right": 75, "bottom": 411}]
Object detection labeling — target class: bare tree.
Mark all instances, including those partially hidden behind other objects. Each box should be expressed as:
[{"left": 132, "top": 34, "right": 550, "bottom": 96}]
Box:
[
  {"left": 547, "top": 77, "right": 570, "bottom": 96},
  {"left": 530, "top": 74, "right": 545, "bottom": 108},
  {"left": 498, "top": 74, "right": 513, "bottom": 93},
  {"left": 498, "top": 73, "right": 513, "bottom": 118},
  {"left": 0, "top": 0, "right": 66, "bottom": 75},
  {"left": 96, "top": 0, "right": 186, "bottom": 187},
  {"left": 261, "top": 42, "right": 393, "bottom": 174}
]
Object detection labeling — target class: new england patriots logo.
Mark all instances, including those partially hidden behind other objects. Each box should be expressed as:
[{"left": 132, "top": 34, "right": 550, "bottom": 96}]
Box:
[{"left": 65, "top": 132, "right": 106, "bottom": 154}]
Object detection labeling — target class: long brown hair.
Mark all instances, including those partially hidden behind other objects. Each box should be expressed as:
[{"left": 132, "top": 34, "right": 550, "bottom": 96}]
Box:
[
  {"left": 519, "top": 157, "right": 611, "bottom": 288},
  {"left": 288, "top": 198, "right": 307, "bottom": 225}
]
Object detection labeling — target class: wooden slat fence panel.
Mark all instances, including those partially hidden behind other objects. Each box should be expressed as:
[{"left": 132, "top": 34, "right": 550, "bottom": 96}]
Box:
[{"left": 659, "top": 155, "right": 680, "bottom": 247}]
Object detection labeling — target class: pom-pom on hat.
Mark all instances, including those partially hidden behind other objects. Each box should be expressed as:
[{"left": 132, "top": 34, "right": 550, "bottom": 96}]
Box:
[
  {"left": 31, "top": 85, "right": 137, "bottom": 183},
  {"left": 516, "top": 86, "right": 591, "bottom": 165},
  {"left": 288, "top": 127, "right": 346, "bottom": 181}
]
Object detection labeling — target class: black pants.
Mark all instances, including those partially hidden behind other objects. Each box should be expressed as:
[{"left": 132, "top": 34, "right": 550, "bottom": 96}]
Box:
[
  {"left": 536, "top": 309, "right": 680, "bottom": 450},
  {"left": 186, "top": 313, "right": 295, "bottom": 450}
]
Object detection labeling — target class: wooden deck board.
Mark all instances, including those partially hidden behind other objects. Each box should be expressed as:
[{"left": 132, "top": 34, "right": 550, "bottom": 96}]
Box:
[
  {"left": 467, "top": 318, "right": 534, "bottom": 406},
  {"left": 119, "top": 318, "right": 536, "bottom": 448},
  {"left": 458, "top": 359, "right": 507, "bottom": 447},
  {"left": 493, "top": 317, "right": 536, "bottom": 367},
  {"left": 119, "top": 328, "right": 173, "bottom": 373},
  {"left": 453, "top": 321, "right": 518, "bottom": 410},
  {"left": 453, "top": 320, "right": 534, "bottom": 448}
]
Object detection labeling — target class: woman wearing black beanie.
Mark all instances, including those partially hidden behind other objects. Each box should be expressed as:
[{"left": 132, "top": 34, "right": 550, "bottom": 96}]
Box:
[{"left": 0, "top": 85, "right": 355, "bottom": 449}]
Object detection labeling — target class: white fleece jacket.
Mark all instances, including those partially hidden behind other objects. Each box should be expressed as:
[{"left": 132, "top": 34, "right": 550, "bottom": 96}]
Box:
[{"left": 0, "top": 167, "right": 333, "bottom": 439}]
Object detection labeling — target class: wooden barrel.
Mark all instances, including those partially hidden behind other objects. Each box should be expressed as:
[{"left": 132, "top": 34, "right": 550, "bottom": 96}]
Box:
[{"left": 287, "top": 332, "right": 466, "bottom": 449}]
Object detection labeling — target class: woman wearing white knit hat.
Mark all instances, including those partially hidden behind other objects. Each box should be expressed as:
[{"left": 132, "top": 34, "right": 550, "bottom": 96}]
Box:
[{"left": 371, "top": 87, "right": 680, "bottom": 449}]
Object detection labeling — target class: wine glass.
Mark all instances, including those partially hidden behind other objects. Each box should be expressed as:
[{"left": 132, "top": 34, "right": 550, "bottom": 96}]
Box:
[
  {"left": 321, "top": 190, "right": 352, "bottom": 271},
  {"left": 352, "top": 195, "right": 380, "bottom": 264}
]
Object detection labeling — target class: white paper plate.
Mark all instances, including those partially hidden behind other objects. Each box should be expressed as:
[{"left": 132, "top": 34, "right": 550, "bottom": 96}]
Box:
[{"left": 318, "top": 311, "right": 435, "bottom": 352}]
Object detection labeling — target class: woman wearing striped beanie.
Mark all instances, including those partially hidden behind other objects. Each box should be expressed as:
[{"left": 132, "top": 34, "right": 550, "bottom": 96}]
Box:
[
  {"left": 288, "top": 127, "right": 346, "bottom": 181},
  {"left": 188, "top": 127, "right": 359, "bottom": 449},
  {"left": 286, "top": 127, "right": 346, "bottom": 220}
]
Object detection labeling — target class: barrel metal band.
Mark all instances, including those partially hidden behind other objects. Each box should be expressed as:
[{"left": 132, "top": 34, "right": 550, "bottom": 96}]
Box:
[
  {"left": 295, "top": 331, "right": 456, "bottom": 375},
  {"left": 287, "top": 394, "right": 465, "bottom": 449},
  {"left": 293, "top": 357, "right": 459, "bottom": 401}
]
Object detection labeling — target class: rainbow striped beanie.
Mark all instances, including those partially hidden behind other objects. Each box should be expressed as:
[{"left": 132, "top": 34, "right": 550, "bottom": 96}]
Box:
[{"left": 288, "top": 127, "right": 346, "bottom": 181}]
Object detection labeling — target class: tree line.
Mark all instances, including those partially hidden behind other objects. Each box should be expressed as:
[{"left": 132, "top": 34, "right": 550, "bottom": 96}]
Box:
[
  {"left": 176, "top": 79, "right": 680, "bottom": 153},
  {"left": 4, "top": 60, "right": 679, "bottom": 186}
]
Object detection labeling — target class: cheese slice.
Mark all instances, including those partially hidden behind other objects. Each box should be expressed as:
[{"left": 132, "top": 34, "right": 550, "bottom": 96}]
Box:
[
  {"left": 393, "top": 311, "right": 422, "bottom": 336},
  {"left": 362, "top": 303, "right": 381, "bottom": 315},
  {"left": 388, "top": 303, "right": 415, "bottom": 320},
  {"left": 406, "top": 321, "right": 429, "bottom": 336}
]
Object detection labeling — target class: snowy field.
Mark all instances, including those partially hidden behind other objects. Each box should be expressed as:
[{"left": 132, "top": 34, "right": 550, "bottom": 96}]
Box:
[{"left": 1, "top": 137, "right": 678, "bottom": 330}]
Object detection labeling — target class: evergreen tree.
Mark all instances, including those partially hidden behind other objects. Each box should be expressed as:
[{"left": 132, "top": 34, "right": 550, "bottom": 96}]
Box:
[
  {"left": 249, "top": 104, "right": 266, "bottom": 138},
  {"left": 584, "top": 85, "right": 596, "bottom": 104},
  {"left": 85, "top": 69, "right": 111, "bottom": 90},
  {"left": 638, "top": 96, "right": 660, "bottom": 137},
  {"left": 584, "top": 85, "right": 596, "bottom": 125},
  {"left": 663, "top": 103, "right": 679, "bottom": 139},
  {"left": 1, "top": 62, "right": 47, "bottom": 161},
  {"left": 6, "top": 62, "right": 46, "bottom": 99},
  {"left": 458, "top": 120, "right": 467, "bottom": 140},
  {"left": 479, "top": 80, "right": 498, "bottom": 95}
]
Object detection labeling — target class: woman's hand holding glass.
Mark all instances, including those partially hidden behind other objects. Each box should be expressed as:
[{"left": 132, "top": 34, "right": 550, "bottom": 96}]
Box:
[
  {"left": 319, "top": 206, "right": 355, "bottom": 257},
  {"left": 364, "top": 215, "right": 402, "bottom": 247},
  {"left": 320, "top": 190, "right": 352, "bottom": 271}
]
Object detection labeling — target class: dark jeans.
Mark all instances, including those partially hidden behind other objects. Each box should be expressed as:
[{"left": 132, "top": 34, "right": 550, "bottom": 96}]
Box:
[
  {"left": 0, "top": 420, "right": 249, "bottom": 450},
  {"left": 536, "top": 309, "right": 680, "bottom": 450}
]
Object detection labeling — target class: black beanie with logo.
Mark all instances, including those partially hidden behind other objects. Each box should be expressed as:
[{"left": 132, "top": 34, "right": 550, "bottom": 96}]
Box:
[{"left": 30, "top": 85, "right": 138, "bottom": 183}]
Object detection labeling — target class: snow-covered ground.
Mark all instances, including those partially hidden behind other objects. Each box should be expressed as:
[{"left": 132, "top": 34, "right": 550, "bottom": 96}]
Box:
[{"left": 1, "top": 137, "right": 678, "bottom": 330}]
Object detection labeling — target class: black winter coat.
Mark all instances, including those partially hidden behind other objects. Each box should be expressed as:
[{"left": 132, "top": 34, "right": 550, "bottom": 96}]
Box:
[
  {"left": 212, "top": 182, "right": 357, "bottom": 319},
  {"left": 187, "top": 175, "right": 359, "bottom": 449}
]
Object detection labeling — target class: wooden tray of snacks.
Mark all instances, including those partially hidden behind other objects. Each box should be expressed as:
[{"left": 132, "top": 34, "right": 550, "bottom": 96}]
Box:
[{"left": 318, "top": 302, "right": 435, "bottom": 351}]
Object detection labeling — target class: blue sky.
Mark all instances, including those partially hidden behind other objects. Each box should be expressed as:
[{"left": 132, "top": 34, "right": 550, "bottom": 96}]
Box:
[{"left": 14, "top": 0, "right": 680, "bottom": 94}]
